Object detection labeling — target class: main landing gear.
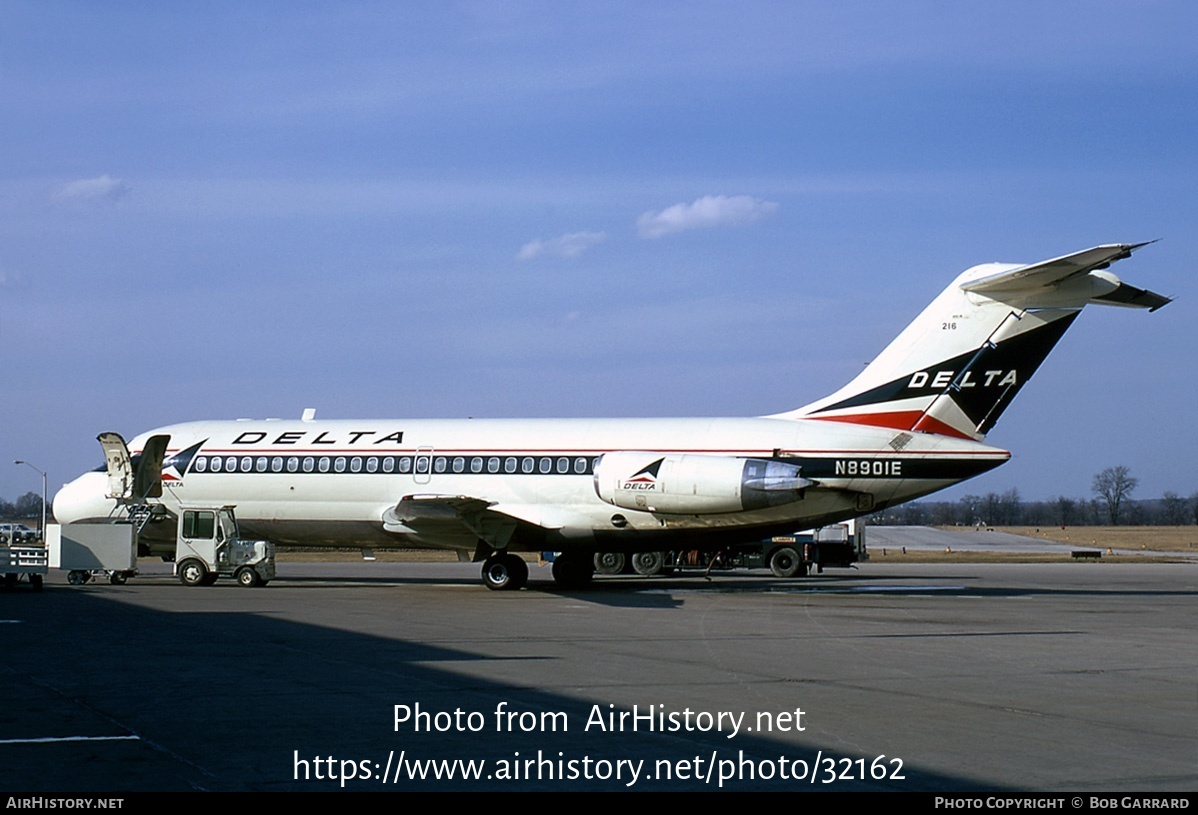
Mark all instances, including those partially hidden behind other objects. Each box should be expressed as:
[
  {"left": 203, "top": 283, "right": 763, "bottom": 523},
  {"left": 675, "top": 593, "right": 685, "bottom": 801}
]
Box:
[
  {"left": 481, "top": 552, "right": 529, "bottom": 591},
  {"left": 550, "top": 552, "right": 594, "bottom": 590},
  {"left": 479, "top": 550, "right": 595, "bottom": 591}
]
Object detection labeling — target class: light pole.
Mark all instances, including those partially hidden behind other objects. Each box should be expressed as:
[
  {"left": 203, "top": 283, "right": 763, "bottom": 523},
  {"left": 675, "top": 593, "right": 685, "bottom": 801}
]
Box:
[{"left": 14, "top": 460, "right": 47, "bottom": 541}]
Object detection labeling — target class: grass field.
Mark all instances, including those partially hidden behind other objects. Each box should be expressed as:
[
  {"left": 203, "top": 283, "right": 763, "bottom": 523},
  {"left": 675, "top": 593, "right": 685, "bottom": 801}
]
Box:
[{"left": 989, "top": 526, "right": 1198, "bottom": 553}]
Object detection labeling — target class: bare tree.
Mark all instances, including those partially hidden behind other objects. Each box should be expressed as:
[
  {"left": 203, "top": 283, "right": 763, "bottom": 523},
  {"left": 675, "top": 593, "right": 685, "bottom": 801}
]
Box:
[
  {"left": 14, "top": 492, "right": 44, "bottom": 519},
  {"left": 1161, "top": 492, "right": 1189, "bottom": 526},
  {"left": 1053, "top": 496, "right": 1077, "bottom": 526},
  {"left": 959, "top": 494, "right": 982, "bottom": 526},
  {"left": 1092, "top": 466, "right": 1138, "bottom": 525}
]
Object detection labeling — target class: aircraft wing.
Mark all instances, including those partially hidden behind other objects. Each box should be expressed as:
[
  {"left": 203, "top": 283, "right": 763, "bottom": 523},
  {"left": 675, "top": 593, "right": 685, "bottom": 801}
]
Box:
[
  {"left": 382, "top": 495, "right": 596, "bottom": 552},
  {"left": 383, "top": 494, "right": 517, "bottom": 551}
]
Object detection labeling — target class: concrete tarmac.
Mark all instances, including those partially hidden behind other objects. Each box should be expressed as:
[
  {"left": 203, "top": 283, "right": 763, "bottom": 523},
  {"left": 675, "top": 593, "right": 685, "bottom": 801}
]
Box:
[{"left": 1, "top": 559, "right": 1195, "bottom": 792}]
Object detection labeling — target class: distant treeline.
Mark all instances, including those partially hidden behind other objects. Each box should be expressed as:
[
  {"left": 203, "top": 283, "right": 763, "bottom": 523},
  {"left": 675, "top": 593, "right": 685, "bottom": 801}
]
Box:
[
  {"left": 869, "top": 489, "right": 1198, "bottom": 527},
  {"left": 0, "top": 492, "right": 47, "bottom": 521}
]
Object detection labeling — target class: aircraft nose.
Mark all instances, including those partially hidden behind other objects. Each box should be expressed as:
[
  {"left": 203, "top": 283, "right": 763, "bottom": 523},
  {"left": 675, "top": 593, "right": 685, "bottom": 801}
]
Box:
[{"left": 53, "top": 471, "right": 116, "bottom": 524}]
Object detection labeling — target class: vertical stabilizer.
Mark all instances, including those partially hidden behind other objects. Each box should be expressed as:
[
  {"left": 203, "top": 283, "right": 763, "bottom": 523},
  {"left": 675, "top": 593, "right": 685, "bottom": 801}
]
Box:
[{"left": 771, "top": 243, "right": 1169, "bottom": 440}]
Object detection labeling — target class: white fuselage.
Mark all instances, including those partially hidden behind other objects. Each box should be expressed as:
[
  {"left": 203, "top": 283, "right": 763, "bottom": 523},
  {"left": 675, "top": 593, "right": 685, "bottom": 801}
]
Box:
[{"left": 53, "top": 415, "right": 1008, "bottom": 553}]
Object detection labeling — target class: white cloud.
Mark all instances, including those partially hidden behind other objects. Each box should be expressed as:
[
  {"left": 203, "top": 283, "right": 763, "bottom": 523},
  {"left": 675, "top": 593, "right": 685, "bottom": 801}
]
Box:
[
  {"left": 51, "top": 174, "right": 130, "bottom": 205},
  {"left": 517, "top": 231, "right": 606, "bottom": 260},
  {"left": 637, "top": 194, "right": 779, "bottom": 239}
]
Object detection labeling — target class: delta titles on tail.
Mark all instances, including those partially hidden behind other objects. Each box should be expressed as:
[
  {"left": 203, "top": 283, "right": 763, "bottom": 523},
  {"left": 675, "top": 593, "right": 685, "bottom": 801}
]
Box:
[{"left": 53, "top": 243, "right": 1171, "bottom": 589}]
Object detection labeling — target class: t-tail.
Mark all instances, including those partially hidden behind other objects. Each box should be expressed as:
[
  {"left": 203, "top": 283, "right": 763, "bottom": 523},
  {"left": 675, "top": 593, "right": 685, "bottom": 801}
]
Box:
[{"left": 772, "top": 243, "right": 1171, "bottom": 440}]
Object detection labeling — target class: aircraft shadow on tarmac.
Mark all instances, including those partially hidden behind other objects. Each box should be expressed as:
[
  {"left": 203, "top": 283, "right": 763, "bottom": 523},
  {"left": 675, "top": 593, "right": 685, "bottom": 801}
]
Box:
[
  {"left": 136, "top": 565, "right": 1198, "bottom": 609},
  {"left": 0, "top": 582, "right": 1012, "bottom": 792}
]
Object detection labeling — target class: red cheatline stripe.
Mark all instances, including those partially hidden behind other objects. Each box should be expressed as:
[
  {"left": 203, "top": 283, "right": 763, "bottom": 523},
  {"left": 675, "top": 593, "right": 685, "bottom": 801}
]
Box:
[{"left": 809, "top": 411, "right": 974, "bottom": 440}]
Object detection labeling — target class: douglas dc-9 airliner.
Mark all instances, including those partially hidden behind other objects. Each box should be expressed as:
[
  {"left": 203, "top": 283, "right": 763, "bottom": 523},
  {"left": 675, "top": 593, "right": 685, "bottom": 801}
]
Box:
[{"left": 53, "top": 243, "right": 1169, "bottom": 589}]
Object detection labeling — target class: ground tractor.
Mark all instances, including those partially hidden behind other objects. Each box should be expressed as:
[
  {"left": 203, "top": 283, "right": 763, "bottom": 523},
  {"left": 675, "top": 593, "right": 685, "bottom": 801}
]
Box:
[{"left": 173, "top": 505, "right": 275, "bottom": 587}]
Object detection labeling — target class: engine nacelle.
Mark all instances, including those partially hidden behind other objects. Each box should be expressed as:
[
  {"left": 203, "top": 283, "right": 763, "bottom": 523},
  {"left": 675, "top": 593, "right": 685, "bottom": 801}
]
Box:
[{"left": 592, "top": 451, "right": 811, "bottom": 515}]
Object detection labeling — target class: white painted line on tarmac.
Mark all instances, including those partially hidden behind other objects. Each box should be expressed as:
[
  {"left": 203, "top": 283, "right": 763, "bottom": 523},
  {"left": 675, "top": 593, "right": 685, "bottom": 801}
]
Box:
[{"left": 0, "top": 735, "right": 141, "bottom": 744}]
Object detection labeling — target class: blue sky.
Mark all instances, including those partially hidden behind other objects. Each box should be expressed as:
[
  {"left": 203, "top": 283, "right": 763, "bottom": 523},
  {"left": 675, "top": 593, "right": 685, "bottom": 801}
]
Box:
[{"left": 1, "top": 2, "right": 1194, "bottom": 505}]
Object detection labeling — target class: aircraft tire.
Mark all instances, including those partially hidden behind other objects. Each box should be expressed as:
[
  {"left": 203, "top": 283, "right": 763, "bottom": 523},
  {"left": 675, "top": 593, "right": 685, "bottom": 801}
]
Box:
[
  {"left": 593, "top": 552, "right": 626, "bottom": 575},
  {"left": 482, "top": 553, "right": 528, "bottom": 591},
  {"left": 768, "top": 546, "right": 803, "bottom": 579},
  {"left": 631, "top": 551, "right": 665, "bottom": 576},
  {"left": 551, "top": 553, "right": 594, "bottom": 589},
  {"left": 236, "top": 567, "right": 261, "bottom": 588},
  {"left": 178, "top": 559, "right": 208, "bottom": 587}
]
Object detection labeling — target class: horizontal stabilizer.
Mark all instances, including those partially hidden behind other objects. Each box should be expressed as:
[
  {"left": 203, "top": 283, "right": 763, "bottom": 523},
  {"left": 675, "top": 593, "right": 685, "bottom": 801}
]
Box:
[
  {"left": 1093, "top": 281, "right": 1172, "bottom": 311},
  {"left": 961, "top": 242, "right": 1153, "bottom": 296}
]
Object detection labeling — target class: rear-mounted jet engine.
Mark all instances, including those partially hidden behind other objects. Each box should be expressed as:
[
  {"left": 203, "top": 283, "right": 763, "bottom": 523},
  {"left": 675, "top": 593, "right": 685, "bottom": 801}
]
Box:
[{"left": 592, "top": 451, "right": 812, "bottom": 514}]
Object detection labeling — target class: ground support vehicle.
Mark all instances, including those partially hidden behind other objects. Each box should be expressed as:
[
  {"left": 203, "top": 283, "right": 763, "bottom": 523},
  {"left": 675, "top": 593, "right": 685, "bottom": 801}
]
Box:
[
  {"left": 173, "top": 505, "right": 275, "bottom": 587},
  {"left": 752, "top": 520, "right": 868, "bottom": 575},
  {"left": 2, "top": 542, "right": 48, "bottom": 591},
  {"left": 47, "top": 522, "right": 139, "bottom": 585},
  {"left": 592, "top": 521, "right": 867, "bottom": 578}
]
